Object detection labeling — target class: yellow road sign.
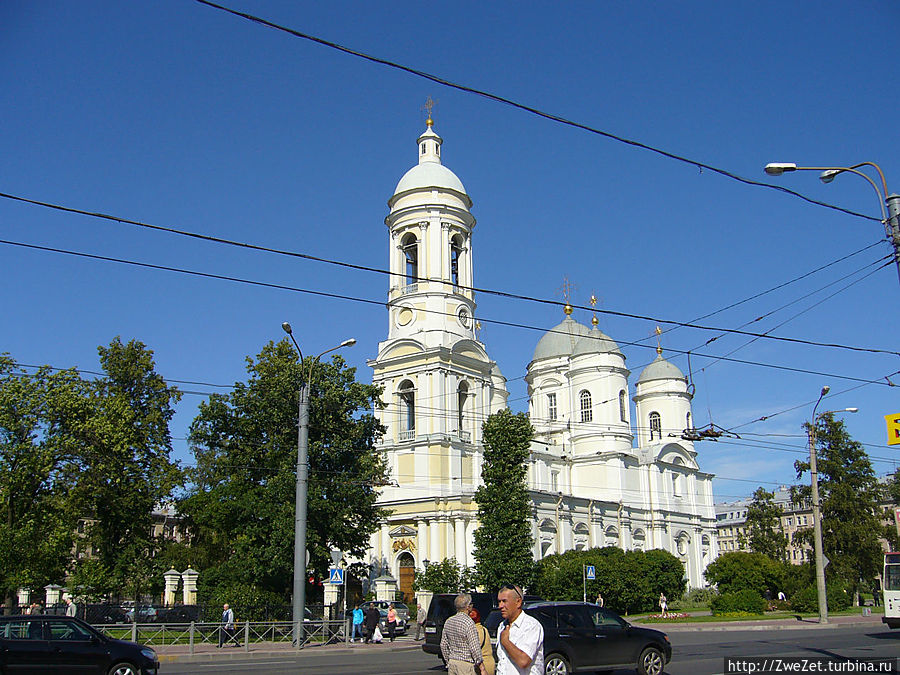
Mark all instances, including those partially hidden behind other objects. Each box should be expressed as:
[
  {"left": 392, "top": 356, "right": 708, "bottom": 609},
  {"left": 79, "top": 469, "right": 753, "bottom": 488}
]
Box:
[{"left": 886, "top": 414, "right": 900, "bottom": 446}]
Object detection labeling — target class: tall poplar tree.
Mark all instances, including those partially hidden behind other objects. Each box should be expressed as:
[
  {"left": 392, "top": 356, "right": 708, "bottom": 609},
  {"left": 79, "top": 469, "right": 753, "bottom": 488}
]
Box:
[
  {"left": 794, "top": 414, "right": 883, "bottom": 603},
  {"left": 742, "top": 487, "right": 788, "bottom": 562},
  {"left": 473, "top": 409, "right": 535, "bottom": 593}
]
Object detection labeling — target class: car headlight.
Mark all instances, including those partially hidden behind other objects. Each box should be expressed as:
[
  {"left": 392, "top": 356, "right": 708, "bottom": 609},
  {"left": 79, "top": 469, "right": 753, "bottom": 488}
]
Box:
[{"left": 140, "top": 647, "right": 156, "bottom": 660}]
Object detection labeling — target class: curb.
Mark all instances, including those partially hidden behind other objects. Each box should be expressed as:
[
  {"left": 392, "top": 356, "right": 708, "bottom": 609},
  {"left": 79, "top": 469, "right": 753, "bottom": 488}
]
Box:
[
  {"left": 156, "top": 642, "right": 420, "bottom": 664},
  {"left": 635, "top": 619, "right": 882, "bottom": 633}
]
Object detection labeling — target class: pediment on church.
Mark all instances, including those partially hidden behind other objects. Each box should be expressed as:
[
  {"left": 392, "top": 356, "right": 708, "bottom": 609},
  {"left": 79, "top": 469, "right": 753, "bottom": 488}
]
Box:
[
  {"left": 378, "top": 339, "right": 425, "bottom": 361},
  {"left": 389, "top": 525, "right": 418, "bottom": 537},
  {"left": 451, "top": 339, "right": 489, "bottom": 363},
  {"left": 652, "top": 442, "right": 698, "bottom": 470}
]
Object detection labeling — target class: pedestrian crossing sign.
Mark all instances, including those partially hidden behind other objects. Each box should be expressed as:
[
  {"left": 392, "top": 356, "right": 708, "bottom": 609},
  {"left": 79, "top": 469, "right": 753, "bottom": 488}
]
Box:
[
  {"left": 328, "top": 567, "right": 344, "bottom": 584},
  {"left": 586, "top": 565, "right": 596, "bottom": 580}
]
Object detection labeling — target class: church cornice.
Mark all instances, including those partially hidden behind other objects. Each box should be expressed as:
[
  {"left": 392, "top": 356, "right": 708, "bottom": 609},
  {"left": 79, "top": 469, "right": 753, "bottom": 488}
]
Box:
[{"left": 386, "top": 201, "right": 475, "bottom": 227}]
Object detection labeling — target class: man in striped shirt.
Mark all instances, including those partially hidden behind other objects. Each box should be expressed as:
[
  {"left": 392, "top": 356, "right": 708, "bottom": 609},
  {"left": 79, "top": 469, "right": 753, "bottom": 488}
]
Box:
[{"left": 439, "top": 593, "right": 488, "bottom": 675}]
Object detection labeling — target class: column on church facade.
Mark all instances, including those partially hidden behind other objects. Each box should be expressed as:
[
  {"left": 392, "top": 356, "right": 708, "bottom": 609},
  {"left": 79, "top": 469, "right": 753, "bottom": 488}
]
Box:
[
  {"left": 465, "top": 518, "right": 477, "bottom": 568},
  {"left": 454, "top": 518, "right": 466, "bottom": 565},
  {"left": 430, "top": 517, "right": 441, "bottom": 561},
  {"left": 380, "top": 526, "right": 391, "bottom": 568},
  {"left": 445, "top": 518, "right": 456, "bottom": 560},
  {"left": 417, "top": 519, "right": 429, "bottom": 563},
  {"left": 440, "top": 222, "right": 450, "bottom": 283}
]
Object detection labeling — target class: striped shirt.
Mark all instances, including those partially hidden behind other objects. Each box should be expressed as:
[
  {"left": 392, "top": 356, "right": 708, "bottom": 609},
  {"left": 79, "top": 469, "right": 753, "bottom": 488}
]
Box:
[{"left": 440, "top": 612, "right": 484, "bottom": 665}]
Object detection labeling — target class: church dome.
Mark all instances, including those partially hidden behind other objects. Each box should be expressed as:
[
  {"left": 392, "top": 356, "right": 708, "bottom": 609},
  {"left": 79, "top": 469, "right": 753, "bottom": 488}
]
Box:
[
  {"left": 637, "top": 353, "right": 685, "bottom": 384},
  {"left": 573, "top": 326, "right": 623, "bottom": 357},
  {"left": 532, "top": 315, "right": 591, "bottom": 361},
  {"left": 391, "top": 120, "right": 469, "bottom": 201}
]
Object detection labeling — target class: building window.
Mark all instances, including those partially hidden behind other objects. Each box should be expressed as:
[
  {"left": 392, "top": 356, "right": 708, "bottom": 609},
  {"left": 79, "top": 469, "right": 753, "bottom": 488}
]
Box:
[
  {"left": 686, "top": 411, "right": 692, "bottom": 430},
  {"left": 398, "top": 380, "right": 415, "bottom": 431},
  {"left": 421, "top": 143, "right": 426, "bottom": 154},
  {"left": 551, "top": 471, "right": 559, "bottom": 492},
  {"left": 450, "top": 235, "right": 463, "bottom": 286},
  {"left": 547, "top": 393, "right": 557, "bottom": 421},
  {"left": 401, "top": 233, "right": 418, "bottom": 283},
  {"left": 619, "top": 390, "right": 627, "bottom": 423},
  {"left": 579, "top": 390, "right": 592, "bottom": 423},
  {"left": 649, "top": 411, "right": 661, "bottom": 440},
  {"left": 457, "top": 381, "right": 469, "bottom": 432}
]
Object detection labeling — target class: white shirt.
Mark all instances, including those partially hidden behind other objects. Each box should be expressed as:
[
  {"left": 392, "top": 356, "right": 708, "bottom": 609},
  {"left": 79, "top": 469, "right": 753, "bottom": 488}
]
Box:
[{"left": 496, "top": 610, "right": 544, "bottom": 675}]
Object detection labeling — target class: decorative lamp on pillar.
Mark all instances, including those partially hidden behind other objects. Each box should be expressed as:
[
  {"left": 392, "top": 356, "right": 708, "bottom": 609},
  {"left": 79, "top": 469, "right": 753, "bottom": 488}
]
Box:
[
  {"left": 163, "top": 569, "right": 181, "bottom": 606},
  {"left": 181, "top": 568, "right": 199, "bottom": 605},
  {"left": 16, "top": 588, "right": 31, "bottom": 609}
]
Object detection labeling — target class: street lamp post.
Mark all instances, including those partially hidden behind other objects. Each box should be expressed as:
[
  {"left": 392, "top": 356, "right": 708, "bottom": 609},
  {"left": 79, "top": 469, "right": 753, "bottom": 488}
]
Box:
[
  {"left": 806, "top": 385, "right": 858, "bottom": 624},
  {"left": 281, "top": 322, "right": 356, "bottom": 647},
  {"left": 763, "top": 161, "right": 900, "bottom": 287}
]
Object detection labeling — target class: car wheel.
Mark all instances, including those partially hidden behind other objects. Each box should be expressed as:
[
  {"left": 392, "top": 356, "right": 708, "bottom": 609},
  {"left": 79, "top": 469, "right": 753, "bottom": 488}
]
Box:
[
  {"left": 108, "top": 663, "right": 139, "bottom": 675},
  {"left": 545, "top": 653, "right": 572, "bottom": 675},
  {"left": 637, "top": 646, "right": 665, "bottom": 675}
]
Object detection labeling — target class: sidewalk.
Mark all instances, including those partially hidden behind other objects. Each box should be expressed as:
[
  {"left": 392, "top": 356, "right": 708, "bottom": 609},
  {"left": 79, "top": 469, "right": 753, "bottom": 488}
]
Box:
[
  {"left": 155, "top": 635, "right": 422, "bottom": 664},
  {"left": 633, "top": 612, "right": 886, "bottom": 632}
]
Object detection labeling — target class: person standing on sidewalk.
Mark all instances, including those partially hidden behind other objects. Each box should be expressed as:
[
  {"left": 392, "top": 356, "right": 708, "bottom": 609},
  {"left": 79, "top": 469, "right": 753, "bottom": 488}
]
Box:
[
  {"left": 218, "top": 603, "right": 235, "bottom": 647},
  {"left": 386, "top": 603, "right": 397, "bottom": 642},
  {"left": 351, "top": 606, "right": 364, "bottom": 642},
  {"left": 414, "top": 602, "right": 426, "bottom": 640},
  {"left": 65, "top": 598, "right": 77, "bottom": 618},
  {"left": 363, "top": 604, "right": 380, "bottom": 644},
  {"left": 439, "top": 593, "right": 487, "bottom": 675},
  {"left": 496, "top": 584, "right": 543, "bottom": 675}
]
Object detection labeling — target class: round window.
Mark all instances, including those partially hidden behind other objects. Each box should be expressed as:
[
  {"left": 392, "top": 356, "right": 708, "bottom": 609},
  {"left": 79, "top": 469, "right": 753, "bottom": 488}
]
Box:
[{"left": 458, "top": 307, "right": 470, "bottom": 328}]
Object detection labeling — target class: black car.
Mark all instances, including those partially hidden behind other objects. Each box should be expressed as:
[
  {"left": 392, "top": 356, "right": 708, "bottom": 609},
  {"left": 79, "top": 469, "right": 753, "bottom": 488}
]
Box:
[
  {"left": 527, "top": 602, "right": 671, "bottom": 675},
  {"left": 0, "top": 614, "right": 159, "bottom": 675}
]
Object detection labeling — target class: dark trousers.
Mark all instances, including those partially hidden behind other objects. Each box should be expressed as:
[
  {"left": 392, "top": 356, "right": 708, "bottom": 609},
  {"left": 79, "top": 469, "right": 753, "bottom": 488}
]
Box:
[
  {"left": 387, "top": 621, "right": 396, "bottom": 641},
  {"left": 219, "top": 626, "right": 235, "bottom": 647}
]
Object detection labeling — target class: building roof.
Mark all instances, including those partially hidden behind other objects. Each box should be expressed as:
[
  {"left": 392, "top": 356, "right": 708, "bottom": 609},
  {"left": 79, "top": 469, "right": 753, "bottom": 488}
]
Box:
[{"left": 636, "top": 353, "right": 685, "bottom": 384}]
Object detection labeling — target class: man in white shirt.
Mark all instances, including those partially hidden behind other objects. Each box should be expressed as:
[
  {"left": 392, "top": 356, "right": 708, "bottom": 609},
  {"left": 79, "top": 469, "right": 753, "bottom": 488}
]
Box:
[{"left": 496, "top": 584, "right": 543, "bottom": 675}]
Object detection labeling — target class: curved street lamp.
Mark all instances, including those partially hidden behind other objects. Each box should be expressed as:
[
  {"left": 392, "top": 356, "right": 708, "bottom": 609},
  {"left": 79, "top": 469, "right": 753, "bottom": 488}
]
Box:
[
  {"left": 281, "top": 322, "right": 356, "bottom": 646},
  {"left": 764, "top": 161, "right": 900, "bottom": 286},
  {"left": 807, "top": 385, "right": 858, "bottom": 624}
]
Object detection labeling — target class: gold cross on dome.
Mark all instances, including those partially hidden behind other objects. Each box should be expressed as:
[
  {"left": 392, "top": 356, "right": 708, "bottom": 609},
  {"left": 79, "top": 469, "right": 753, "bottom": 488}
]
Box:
[
  {"left": 655, "top": 326, "right": 663, "bottom": 355},
  {"left": 559, "top": 277, "right": 575, "bottom": 315},
  {"left": 422, "top": 96, "right": 437, "bottom": 125}
]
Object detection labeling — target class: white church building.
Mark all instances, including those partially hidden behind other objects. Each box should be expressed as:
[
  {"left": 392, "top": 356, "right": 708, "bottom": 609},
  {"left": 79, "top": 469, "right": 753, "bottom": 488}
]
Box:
[{"left": 365, "top": 118, "right": 718, "bottom": 598}]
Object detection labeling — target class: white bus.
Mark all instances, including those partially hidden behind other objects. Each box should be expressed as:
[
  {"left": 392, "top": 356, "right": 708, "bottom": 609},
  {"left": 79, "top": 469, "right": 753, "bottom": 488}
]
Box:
[{"left": 884, "top": 552, "right": 900, "bottom": 629}]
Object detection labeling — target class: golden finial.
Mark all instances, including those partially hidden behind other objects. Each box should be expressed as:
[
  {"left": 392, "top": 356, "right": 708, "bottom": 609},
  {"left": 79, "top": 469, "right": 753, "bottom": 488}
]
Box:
[
  {"left": 560, "top": 277, "right": 575, "bottom": 316},
  {"left": 655, "top": 326, "right": 663, "bottom": 355},
  {"left": 475, "top": 320, "right": 482, "bottom": 332},
  {"left": 590, "top": 294, "right": 599, "bottom": 327},
  {"left": 423, "top": 96, "right": 436, "bottom": 126}
]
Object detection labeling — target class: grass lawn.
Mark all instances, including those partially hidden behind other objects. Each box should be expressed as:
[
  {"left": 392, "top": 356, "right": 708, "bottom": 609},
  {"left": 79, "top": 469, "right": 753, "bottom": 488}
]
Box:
[{"left": 636, "top": 606, "right": 882, "bottom": 624}]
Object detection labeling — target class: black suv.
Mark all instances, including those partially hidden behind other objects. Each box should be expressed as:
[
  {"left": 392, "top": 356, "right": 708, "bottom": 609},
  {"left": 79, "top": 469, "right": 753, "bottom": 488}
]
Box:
[
  {"left": 527, "top": 602, "right": 670, "bottom": 675},
  {"left": 0, "top": 614, "right": 159, "bottom": 675}
]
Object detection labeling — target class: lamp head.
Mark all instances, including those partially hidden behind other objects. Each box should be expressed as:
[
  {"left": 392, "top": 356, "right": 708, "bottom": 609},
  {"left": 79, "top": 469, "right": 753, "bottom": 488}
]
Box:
[
  {"left": 845, "top": 407, "right": 859, "bottom": 413},
  {"left": 281, "top": 322, "right": 293, "bottom": 335},
  {"left": 340, "top": 338, "right": 357, "bottom": 348},
  {"left": 820, "top": 385, "right": 830, "bottom": 396},
  {"left": 765, "top": 162, "right": 797, "bottom": 177},
  {"left": 819, "top": 169, "right": 840, "bottom": 184}
]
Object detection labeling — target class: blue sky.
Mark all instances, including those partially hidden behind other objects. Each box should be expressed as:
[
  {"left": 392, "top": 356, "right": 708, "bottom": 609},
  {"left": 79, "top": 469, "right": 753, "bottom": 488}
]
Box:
[{"left": 2, "top": 1, "right": 899, "bottom": 502}]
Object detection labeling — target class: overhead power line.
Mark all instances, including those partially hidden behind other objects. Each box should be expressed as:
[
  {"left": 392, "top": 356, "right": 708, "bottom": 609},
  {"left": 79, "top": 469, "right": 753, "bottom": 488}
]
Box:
[
  {"left": 3, "top": 237, "right": 898, "bottom": 390},
  {"left": 192, "top": 0, "right": 880, "bottom": 224},
  {"left": 1, "top": 192, "right": 896, "bottom": 357}
]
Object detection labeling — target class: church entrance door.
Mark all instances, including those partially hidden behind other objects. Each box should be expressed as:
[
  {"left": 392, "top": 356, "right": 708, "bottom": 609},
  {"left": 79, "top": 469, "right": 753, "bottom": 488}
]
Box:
[{"left": 397, "top": 552, "right": 415, "bottom": 603}]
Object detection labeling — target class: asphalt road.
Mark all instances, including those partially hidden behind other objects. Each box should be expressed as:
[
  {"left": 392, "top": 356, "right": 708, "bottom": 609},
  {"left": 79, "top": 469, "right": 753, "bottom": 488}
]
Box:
[{"left": 161, "top": 624, "right": 900, "bottom": 674}]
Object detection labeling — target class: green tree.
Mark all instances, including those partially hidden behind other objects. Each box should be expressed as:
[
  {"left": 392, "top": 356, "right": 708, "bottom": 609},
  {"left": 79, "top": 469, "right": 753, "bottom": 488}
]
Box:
[
  {"left": 704, "top": 551, "right": 784, "bottom": 597},
  {"left": 73, "top": 338, "right": 184, "bottom": 599},
  {"left": 532, "top": 547, "right": 685, "bottom": 614},
  {"left": 473, "top": 409, "right": 535, "bottom": 594},
  {"left": 412, "top": 558, "right": 475, "bottom": 593},
  {"left": 179, "top": 339, "right": 387, "bottom": 601},
  {"left": 742, "top": 487, "right": 788, "bottom": 562},
  {"left": 0, "top": 357, "right": 85, "bottom": 606},
  {"left": 793, "top": 414, "right": 885, "bottom": 604}
]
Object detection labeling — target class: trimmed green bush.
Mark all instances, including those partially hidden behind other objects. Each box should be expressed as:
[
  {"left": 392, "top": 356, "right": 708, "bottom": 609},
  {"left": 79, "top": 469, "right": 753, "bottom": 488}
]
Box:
[
  {"left": 710, "top": 589, "right": 767, "bottom": 615},
  {"left": 789, "top": 584, "right": 851, "bottom": 613}
]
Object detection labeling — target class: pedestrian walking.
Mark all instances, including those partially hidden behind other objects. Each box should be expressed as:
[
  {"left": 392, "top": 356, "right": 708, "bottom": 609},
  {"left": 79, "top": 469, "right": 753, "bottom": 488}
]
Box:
[
  {"left": 469, "top": 608, "right": 496, "bottom": 675},
  {"left": 658, "top": 593, "right": 668, "bottom": 617},
  {"left": 218, "top": 603, "right": 235, "bottom": 647},
  {"left": 439, "top": 593, "right": 487, "bottom": 675},
  {"left": 595, "top": 592, "right": 604, "bottom": 608},
  {"left": 496, "top": 584, "right": 543, "bottom": 675},
  {"left": 363, "top": 604, "right": 380, "bottom": 644},
  {"left": 65, "top": 598, "right": 77, "bottom": 618},
  {"left": 351, "top": 606, "right": 364, "bottom": 642},
  {"left": 414, "top": 602, "right": 426, "bottom": 640},
  {"left": 386, "top": 603, "right": 397, "bottom": 642}
]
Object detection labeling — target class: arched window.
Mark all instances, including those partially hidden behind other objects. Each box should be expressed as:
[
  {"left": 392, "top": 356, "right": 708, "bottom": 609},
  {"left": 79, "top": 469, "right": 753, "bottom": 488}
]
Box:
[
  {"left": 450, "top": 235, "right": 463, "bottom": 287},
  {"left": 457, "top": 381, "right": 469, "bottom": 432},
  {"left": 580, "top": 390, "right": 592, "bottom": 423},
  {"left": 649, "top": 411, "right": 661, "bottom": 440},
  {"left": 398, "top": 380, "right": 415, "bottom": 432},
  {"left": 619, "top": 390, "right": 628, "bottom": 423},
  {"left": 401, "top": 234, "right": 418, "bottom": 284},
  {"left": 686, "top": 411, "right": 692, "bottom": 430}
]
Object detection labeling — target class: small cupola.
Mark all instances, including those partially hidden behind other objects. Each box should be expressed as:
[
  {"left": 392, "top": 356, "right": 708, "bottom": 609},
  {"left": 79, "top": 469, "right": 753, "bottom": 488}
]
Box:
[{"left": 417, "top": 117, "right": 443, "bottom": 164}]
